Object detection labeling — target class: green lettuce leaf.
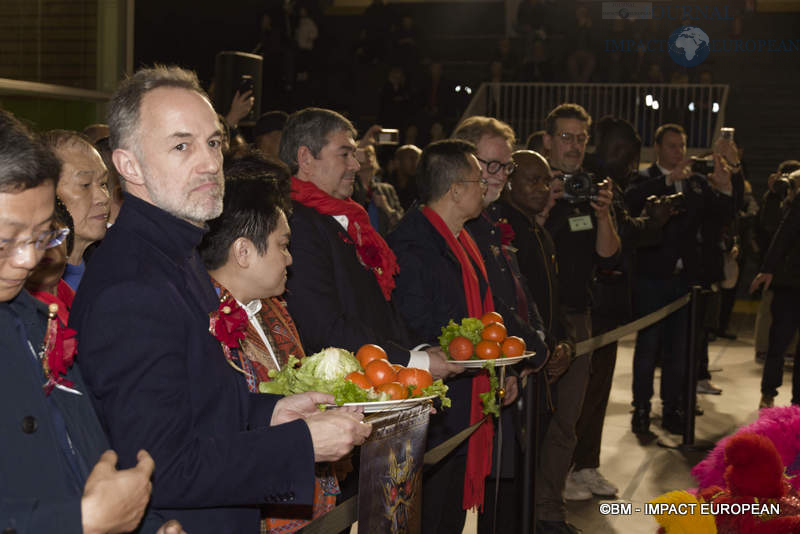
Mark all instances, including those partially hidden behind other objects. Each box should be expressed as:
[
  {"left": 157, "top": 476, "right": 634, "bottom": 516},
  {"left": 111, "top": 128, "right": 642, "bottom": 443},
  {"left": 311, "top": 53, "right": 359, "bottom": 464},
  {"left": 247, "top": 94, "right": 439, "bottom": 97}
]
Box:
[
  {"left": 438, "top": 317, "right": 484, "bottom": 356},
  {"left": 331, "top": 380, "right": 386, "bottom": 404},
  {"left": 419, "top": 379, "right": 451, "bottom": 409},
  {"left": 258, "top": 347, "right": 450, "bottom": 409},
  {"left": 479, "top": 360, "right": 500, "bottom": 417}
]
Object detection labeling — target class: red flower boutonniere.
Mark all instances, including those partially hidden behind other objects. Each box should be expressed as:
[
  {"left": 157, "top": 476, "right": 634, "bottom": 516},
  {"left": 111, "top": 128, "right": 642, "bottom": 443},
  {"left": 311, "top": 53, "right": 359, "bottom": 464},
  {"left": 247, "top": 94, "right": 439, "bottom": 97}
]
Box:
[
  {"left": 209, "top": 294, "right": 248, "bottom": 351},
  {"left": 496, "top": 219, "right": 515, "bottom": 247},
  {"left": 41, "top": 303, "right": 78, "bottom": 395},
  {"left": 357, "top": 243, "right": 382, "bottom": 272},
  {"left": 209, "top": 287, "right": 259, "bottom": 391}
]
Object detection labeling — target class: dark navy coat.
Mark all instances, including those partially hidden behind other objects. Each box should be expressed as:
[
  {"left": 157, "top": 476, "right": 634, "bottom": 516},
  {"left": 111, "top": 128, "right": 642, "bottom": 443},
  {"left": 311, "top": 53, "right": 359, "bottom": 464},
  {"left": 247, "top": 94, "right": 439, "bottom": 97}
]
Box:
[
  {"left": 388, "top": 207, "right": 482, "bottom": 451},
  {"left": 70, "top": 194, "right": 315, "bottom": 534},
  {"left": 0, "top": 289, "right": 181, "bottom": 533},
  {"left": 0, "top": 290, "right": 107, "bottom": 534}
]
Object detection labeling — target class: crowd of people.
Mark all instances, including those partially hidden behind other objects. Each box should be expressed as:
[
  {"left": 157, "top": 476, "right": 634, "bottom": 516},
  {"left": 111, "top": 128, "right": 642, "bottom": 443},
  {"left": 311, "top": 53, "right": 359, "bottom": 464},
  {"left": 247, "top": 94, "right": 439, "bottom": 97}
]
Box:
[
  {"left": 221, "top": 0, "right": 756, "bottom": 150},
  {"left": 2, "top": 61, "right": 799, "bottom": 534}
]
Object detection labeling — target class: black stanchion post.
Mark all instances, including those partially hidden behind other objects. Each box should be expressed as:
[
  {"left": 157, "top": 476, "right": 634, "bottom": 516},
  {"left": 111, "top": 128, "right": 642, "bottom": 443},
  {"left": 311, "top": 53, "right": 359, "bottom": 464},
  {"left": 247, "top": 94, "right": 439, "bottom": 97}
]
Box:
[
  {"left": 520, "top": 371, "right": 539, "bottom": 533},
  {"left": 683, "top": 285, "right": 702, "bottom": 446}
]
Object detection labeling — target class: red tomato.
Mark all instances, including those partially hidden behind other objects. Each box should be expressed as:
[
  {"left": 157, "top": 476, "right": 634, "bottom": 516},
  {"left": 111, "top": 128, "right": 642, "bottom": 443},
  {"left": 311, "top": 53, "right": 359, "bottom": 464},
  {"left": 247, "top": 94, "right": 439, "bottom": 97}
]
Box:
[
  {"left": 476, "top": 340, "right": 501, "bottom": 359},
  {"left": 392, "top": 364, "right": 405, "bottom": 374},
  {"left": 501, "top": 336, "right": 526, "bottom": 357},
  {"left": 377, "top": 382, "right": 408, "bottom": 400},
  {"left": 365, "top": 359, "right": 397, "bottom": 386},
  {"left": 356, "top": 344, "right": 388, "bottom": 369},
  {"left": 345, "top": 371, "right": 372, "bottom": 390},
  {"left": 480, "top": 311, "right": 504, "bottom": 326},
  {"left": 448, "top": 336, "right": 474, "bottom": 360},
  {"left": 397, "top": 368, "right": 434, "bottom": 396},
  {"left": 481, "top": 322, "right": 507, "bottom": 343}
]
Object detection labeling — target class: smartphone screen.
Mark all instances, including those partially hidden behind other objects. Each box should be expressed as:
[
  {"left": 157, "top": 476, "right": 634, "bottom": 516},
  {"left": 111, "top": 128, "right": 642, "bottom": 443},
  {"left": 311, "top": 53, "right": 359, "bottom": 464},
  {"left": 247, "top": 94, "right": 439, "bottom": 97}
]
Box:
[
  {"left": 377, "top": 128, "right": 400, "bottom": 145},
  {"left": 238, "top": 75, "right": 254, "bottom": 95},
  {"left": 720, "top": 127, "right": 735, "bottom": 141}
]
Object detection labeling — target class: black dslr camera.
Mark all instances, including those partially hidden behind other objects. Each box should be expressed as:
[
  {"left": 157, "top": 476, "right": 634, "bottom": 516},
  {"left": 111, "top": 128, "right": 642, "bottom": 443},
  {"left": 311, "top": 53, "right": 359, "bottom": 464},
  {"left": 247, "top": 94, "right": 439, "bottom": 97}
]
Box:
[
  {"left": 773, "top": 174, "right": 796, "bottom": 199},
  {"left": 690, "top": 156, "right": 714, "bottom": 175},
  {"left": 646, "top": 192, "right": 687, "bottom": 213},
  {"left": 562, "top": 171, "right": 602, "bottom": 204}
]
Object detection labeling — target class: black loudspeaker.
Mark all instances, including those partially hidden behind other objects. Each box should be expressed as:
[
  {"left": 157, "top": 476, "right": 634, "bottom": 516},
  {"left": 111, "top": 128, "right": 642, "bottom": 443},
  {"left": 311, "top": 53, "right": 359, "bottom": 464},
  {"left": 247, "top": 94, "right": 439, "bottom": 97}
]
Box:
[{"left": 213, "top": 51, "right": 263, "bottom": 127}]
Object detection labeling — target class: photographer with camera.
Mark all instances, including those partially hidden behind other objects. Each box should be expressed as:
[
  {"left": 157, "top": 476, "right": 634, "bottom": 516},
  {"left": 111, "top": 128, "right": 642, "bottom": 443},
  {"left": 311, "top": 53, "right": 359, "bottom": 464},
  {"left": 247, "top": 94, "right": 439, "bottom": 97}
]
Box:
[
  {"left": 625, "top": 123, "right": 737, "bottom": 436},
  {"left": 757, "top": 161, "right": 800, "bottom": 259},
  {"left": 532, "top": 103, "right": 620, "bottom": 532},
  {"left": 753, "top": 161, "right": 800, "bottom": 364},
  {"left": 751, "top": 168, "right": 800, "bottom": 409},
  {"left": 578, "top": 115, "right": 669, "bottom": 478}
]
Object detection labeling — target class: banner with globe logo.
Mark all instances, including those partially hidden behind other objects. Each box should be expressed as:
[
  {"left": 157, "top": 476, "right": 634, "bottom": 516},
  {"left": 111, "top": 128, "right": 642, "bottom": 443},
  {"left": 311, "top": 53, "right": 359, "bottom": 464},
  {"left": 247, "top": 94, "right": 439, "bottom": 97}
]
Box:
[{"left": 668, "top": 26, "right": 711, "bottom": 67}]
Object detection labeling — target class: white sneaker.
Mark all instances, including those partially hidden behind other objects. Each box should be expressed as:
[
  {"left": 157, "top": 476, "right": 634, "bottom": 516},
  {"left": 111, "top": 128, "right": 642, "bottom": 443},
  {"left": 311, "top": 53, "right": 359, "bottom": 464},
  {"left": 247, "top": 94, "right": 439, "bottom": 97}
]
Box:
[
  {"left": 563, "top": 471, "right": 593, "bottom": 501},
  {"left": 572, "top": 468, "right": 618, "bottom": 497}
]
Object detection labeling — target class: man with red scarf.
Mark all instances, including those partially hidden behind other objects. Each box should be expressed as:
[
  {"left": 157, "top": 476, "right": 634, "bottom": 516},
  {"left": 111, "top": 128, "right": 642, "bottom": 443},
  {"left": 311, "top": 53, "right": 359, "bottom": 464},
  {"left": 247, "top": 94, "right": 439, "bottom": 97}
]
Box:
[
  {"left": 278, "top": 107, "right": 461, "bottom": 377},
  {"left": 389, "top": 140, "right": 511, "bottom": 533}
]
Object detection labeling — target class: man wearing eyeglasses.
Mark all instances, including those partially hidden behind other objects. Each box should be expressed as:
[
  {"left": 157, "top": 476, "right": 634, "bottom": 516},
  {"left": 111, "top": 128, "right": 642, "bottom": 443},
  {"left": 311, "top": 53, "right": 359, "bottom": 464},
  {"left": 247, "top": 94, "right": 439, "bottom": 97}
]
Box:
[
  {"left": 389, "top": 139, "right": 501, "bottom": 534},
  {"left": 533, "top": 103, "right": 621, "bottom": 533},
  {"left": 0, "top": 108, "right": 185, "bottom": 534},
  {"left": 453, "top": 116, "right": 549, "bottom": 534}
]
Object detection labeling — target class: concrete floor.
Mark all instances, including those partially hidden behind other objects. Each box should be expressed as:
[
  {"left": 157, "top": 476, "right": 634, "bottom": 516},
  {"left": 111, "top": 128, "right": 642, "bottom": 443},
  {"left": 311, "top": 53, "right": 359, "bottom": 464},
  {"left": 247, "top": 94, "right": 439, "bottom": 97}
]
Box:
[{"left": 459, "top": 310, "right": 778, "bottom": 533}]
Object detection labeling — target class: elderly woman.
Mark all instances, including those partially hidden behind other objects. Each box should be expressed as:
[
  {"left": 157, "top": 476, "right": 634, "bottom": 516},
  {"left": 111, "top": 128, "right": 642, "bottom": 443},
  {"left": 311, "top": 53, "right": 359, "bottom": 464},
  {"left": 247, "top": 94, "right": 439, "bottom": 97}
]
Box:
[
  {"left": 198, "top": 152, "right": 339, "bottom": 533},
  {"left": 41, "top": 130, "right": 110, "bottom": 289},
  {"left": 24, "top": 201, "right": 74, "bottom": 324}
]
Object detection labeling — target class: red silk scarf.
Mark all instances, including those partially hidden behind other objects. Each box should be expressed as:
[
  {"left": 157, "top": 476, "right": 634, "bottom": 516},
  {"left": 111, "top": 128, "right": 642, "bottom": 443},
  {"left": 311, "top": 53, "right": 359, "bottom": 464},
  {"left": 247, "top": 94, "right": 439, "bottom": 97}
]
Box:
[
  {"left": 31, "top": 279, "right": 75, "bottom": 327},
  {"left": 421, "top": 206, "right": 495, "bottom": 511},
  {"left": 290, "top": 176, "right": 399, "bottom": 300}
]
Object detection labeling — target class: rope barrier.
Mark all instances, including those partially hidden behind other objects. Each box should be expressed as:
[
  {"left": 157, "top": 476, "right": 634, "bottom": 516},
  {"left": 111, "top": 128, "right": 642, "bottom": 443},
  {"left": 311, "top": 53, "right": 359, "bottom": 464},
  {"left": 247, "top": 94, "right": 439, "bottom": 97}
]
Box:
[
  {"left": 297, "top": 293, "right": 692, "bottom": 533},
  {"left": 575, "top": 293, "right": 691, "bottom": 356}
]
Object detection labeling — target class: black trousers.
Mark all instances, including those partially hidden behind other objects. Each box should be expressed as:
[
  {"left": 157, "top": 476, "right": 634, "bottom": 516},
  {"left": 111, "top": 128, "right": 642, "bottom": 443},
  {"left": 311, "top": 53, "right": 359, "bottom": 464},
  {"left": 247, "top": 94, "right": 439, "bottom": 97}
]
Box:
[
  {"left": 421, "top": 453, "right": 467, "bottom": 534},
  {"left": 761, "top": 287, "right": 800, "bottom": 402},
  {"left": 477, "top": 478, "right": 520, "bottom": 534}
]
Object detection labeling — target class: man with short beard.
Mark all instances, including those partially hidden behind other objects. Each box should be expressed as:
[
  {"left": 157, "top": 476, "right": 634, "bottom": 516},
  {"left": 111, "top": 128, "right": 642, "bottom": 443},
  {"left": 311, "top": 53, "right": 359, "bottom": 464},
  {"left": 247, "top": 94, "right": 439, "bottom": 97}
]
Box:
[{"left": 70, "top": 67, "right": 371, "bottom": 534}]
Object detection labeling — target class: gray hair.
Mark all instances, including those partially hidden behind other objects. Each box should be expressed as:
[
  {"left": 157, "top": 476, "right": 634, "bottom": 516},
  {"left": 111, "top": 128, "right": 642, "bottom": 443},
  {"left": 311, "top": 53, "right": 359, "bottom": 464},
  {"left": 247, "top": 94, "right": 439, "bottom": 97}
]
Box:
[
  {"left": 107, "top": 65, "right": 208, "bottom": 152},
  {"left": 41, "top": 129, "right": 97, "bottom": 157},
  {"left": 278, "top": 107, "right": 357, "bottom": 174}
]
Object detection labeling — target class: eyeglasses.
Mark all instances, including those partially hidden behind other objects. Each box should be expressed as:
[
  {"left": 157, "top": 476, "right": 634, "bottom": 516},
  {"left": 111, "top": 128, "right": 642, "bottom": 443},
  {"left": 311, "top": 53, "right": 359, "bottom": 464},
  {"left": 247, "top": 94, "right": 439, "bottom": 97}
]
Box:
[
  {"left": 461, "top": 178, "right": 489, "bottom": 188},
  {"left": 477, "top": 157, "right": 518, "bottom": 175},
  {"left": 0, "top": 227, "right": 70, "bottom": 259},
  {"left": 556, "top": 132, "right": 589, "bottom": 145}
]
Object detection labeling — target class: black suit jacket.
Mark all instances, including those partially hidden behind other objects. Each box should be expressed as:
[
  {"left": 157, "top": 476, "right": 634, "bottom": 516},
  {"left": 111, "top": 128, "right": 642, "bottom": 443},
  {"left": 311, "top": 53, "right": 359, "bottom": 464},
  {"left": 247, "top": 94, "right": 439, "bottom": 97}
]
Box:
[
  {"left": 762, "top": 194, "right": 800, "bottom": 289},
  {"left": 465, "top": 207, "right": 547, "bottom": 365},
  {"left": 285, "top": 202, "right": 414, "bottom": 363},
  {"left": 70, "top": 194, "right": 315, "bottom": 534},
  {"left": 495, "top": 200, "right": 575, "bottom": 350},
  {"left": 625, "top": 163, "right": 735, "bottom": 283}
]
